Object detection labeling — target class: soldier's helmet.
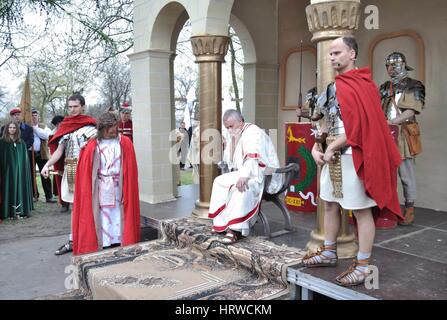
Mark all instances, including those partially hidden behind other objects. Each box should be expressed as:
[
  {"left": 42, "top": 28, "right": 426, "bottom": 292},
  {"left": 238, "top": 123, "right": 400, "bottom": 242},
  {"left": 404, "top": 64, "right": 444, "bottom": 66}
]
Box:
[{"left": 385, "top": 52, "right": 414, "bottom": 71}]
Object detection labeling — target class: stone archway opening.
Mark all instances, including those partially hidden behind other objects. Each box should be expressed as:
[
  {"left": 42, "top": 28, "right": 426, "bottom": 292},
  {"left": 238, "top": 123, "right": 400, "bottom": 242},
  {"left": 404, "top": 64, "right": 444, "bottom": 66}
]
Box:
[{"left": 173, "top": 18, "right": 250, "bottom": 189}]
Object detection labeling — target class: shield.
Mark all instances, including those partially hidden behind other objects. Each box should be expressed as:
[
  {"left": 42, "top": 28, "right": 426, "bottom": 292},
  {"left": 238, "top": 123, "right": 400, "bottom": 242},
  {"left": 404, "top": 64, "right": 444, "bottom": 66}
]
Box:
[{"left": 284, "top": 122, "right": 318, "bottom": 213}]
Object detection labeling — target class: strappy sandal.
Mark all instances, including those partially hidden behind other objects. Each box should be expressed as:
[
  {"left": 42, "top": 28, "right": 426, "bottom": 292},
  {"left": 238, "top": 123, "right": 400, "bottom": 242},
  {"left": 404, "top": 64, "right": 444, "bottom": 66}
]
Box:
[
  {"left": 335, "top": 258, "right": 371, "bottom": 287},
  {"left": 55, "top": 241, "right": 73, "bottom": 256},
  {"left": 398, "top": 207, "right": 415, "bottom": 226},
  {"left": 220, "top": 230, "right": 241, "bottom": 244},
  {"left": 301, "top": 245, "right": 338, "bottom": 267}
]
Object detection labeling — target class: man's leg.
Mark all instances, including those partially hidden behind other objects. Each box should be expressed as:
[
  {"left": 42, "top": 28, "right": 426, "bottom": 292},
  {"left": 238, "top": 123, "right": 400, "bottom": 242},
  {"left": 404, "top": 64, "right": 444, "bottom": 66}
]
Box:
[
  {"left": 29, "top": 151, "right": 38, "bottom": 200},
  {"left": 398, "top": 159, "right": 417, "bottom": 225},
  {"left": 302, "top": 200, "right": 340, "bottom": 267},
  {"left": 336, "top": 208, "right": 375, "bottom": 286},
  {"left": 324, "top": 201, "right": 342, "bottom": 242},
  {"left": 36, "top": 155, "right": 55, "bottom": 202}
]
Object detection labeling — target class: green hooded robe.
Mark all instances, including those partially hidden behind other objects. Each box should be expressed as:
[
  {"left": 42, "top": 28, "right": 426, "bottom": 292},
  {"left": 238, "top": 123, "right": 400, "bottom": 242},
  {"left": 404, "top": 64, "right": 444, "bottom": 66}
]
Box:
[{"left": 0, "top": 139, "right": 34, "bottom": 219}]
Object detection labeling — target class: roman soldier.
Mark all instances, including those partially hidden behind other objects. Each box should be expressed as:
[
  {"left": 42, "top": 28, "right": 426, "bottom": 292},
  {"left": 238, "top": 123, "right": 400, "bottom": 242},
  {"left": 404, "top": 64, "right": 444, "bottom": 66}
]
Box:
[
  {"left": 118, "top": 102, "right": 133, "bottom": 142},
  {"left": 379, "top": 52, "right": 425, "bottom": 226}
]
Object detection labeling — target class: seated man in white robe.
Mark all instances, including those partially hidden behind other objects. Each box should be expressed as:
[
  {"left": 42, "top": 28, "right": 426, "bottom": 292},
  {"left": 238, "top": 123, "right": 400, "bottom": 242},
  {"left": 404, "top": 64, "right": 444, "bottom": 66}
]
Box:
[{"left": 208, "top": 109, "right": 282, "bottom": 244}]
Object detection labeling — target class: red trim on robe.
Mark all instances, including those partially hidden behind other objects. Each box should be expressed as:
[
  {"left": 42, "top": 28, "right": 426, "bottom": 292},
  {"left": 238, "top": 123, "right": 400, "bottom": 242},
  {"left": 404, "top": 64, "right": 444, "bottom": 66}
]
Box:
[
  {"left": 212, "top": 201, "right": 261, "bottom": 232},
  {"left": 208, "top": 204, "right": 226, "bottom": 219},
  {"left": 243, "top": 153, "right": 260, "bottom": 160}
]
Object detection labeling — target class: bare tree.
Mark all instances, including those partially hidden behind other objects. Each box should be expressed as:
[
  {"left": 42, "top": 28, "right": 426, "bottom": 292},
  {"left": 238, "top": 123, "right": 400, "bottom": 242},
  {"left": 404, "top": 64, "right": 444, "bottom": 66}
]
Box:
[
  {"left": 98, "top": 56, "right": 131, "bottom": 110},
  {"left": 228, "top": 27, "right": 244, "bottom": 112},
  {"left": 1, "top": 0, "right": 133, "bottom": 70},
  {"left": 0, "top": 0, "right": 66, "bottom": 67},
  {"left": 26, "top": 52, "right": 90, "bottom": 121},
  {"left": 0, "top": 86, "right": 7, "bottom": 114}
]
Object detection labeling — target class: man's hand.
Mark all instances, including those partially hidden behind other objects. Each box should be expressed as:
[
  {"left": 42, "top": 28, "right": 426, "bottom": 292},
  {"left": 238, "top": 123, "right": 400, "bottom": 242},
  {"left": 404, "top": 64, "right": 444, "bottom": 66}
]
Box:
[
  {"left": 41, "top": 165, "right": 50, "bottom": 178},
  {"left": 311, "top": 144, "right": 325, "bottom": 165},
  {"left": 236, "top": 177, "right": 249, "bottom": 192},
  {"left": 296, "top": 107, "right": 310, "bottom": 119},
  {"left": 323, "top": 147, "right": 336, "bottom": 164}
]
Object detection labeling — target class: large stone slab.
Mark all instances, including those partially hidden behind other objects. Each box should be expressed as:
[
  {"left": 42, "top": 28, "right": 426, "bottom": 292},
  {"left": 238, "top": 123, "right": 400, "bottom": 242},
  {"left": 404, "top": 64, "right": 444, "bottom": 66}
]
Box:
[{"left": 71, "top": 217, "right": 305, "bottom": 300}]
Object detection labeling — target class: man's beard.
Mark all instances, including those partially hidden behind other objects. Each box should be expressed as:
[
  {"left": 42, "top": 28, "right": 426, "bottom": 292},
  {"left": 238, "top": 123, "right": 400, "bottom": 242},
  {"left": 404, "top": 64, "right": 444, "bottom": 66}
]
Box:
[{"left": 228, "top": 127, "right": 242, "bottom": 137}]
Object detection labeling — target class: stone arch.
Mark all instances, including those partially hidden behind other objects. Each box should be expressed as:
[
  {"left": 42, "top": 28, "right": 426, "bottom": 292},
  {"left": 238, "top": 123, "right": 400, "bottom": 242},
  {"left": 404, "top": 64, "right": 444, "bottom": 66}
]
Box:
[
  {"left": 130, "top": 0, "right": 193, "bottom": 203},
  {"left": 150, "top": 1, "right": 192, "bottom": 51},
  {"left": 229, "top": 14, "right": 256, "bottom": 64},
  {"left": 131, "top": 0, "right": 236, "bottom": 203},
  {"left": 228, "top": 14, "right": 257, "bottom": 122}
]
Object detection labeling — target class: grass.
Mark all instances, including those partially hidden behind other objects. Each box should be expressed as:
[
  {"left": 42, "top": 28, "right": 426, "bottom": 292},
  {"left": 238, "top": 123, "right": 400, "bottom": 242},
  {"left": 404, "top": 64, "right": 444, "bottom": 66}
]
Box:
[{"left": 180, "top": 169, "right": 194, "bottom": 185}]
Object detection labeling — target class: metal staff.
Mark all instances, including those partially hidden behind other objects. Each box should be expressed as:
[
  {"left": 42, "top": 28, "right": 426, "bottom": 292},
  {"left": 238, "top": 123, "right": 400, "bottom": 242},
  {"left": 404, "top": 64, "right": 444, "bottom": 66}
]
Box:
[{"left": 298, "top": 40, "right": 303, "bottom": 122}]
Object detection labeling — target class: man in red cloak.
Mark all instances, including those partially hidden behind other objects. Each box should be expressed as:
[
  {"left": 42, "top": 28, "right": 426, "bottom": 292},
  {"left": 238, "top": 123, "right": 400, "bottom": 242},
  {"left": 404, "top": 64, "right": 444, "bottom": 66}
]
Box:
[
  {"left": 301, "top": 37, "right": 403, "bottom": 287},
  {"left": 71, "top": 112, "right": 140, "bottom": 255},
  {"left": 42, "top": 93, "right": 97, "bottom": 255},
  {"left": 118, "top": 102, "right": 133, "bottom": 143}
]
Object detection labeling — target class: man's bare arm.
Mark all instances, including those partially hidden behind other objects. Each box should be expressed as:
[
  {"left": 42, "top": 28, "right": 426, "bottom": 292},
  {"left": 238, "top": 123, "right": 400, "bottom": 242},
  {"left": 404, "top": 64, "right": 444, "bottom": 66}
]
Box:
[{"left": 41, "top": 143, "right": 65, "bottom": 178}]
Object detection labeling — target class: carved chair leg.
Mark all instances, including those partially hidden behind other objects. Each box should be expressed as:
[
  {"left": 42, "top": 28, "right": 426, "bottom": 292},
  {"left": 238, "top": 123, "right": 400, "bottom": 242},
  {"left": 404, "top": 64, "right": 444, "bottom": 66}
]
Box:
[
  {"left": 258, "top": 210, "right": 271, "bottom": 238},
  {"left": 271, "top": 195, "right": 293, "bottom": 231}
]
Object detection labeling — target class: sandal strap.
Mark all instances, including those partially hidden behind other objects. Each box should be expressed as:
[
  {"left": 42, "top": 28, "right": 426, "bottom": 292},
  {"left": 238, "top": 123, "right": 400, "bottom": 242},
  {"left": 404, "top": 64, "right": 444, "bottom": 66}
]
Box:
[
  {"left": 335, "top": 259, "right": 371, "bottom": 286},
  {"left": 303, "top": 245, "right": 336, "bottom": 260}
]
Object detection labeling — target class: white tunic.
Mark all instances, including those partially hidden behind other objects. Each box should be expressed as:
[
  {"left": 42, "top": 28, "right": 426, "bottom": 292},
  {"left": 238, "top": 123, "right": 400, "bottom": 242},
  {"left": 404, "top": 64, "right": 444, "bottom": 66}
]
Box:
[
  {"left": 318, "top": 85, "right": 376, "bottom": 209},
  {"left": 97, "top": 138, "right": 122, "bottom": 247},
  {"left": 209, "top": 123, "right": 282, "bottom": 236},
  {"left": 59, "top": 125, "right": 97, "bottom": 203}
]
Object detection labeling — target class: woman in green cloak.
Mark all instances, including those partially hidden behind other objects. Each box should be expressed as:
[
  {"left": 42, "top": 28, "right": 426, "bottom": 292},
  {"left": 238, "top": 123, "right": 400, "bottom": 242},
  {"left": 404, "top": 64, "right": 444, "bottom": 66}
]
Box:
[{"left": 0, "top": 121, "right": 34, "bottom": 219}]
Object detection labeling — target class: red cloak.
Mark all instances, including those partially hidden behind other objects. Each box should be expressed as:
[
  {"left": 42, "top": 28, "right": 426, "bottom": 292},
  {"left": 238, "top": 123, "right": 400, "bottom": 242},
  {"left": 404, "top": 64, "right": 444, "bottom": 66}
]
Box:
[
  {"left": 48, "top": 134, "right": 66, "bottom": 205},
  {"left": 118, "top": 119, "right": 133, "bottom": 142},
  {"left": 72, "top": 135, "right": 141, "bottom": 255},
  {"left": 48, "top": 114, "right": 97, "bottom": 173},
  {"left": 335, "top": 67, "right": 403, "bottom": 222}
]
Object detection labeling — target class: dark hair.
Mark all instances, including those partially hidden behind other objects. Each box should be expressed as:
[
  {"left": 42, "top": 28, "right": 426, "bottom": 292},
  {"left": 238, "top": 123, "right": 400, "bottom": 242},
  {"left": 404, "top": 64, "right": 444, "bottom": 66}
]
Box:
[
  {"left": 97, "top": 112, "right": 119, "bottom": 140},
  {"left": 51, "top": 115, "right": 65, "bottom": 126},
  {"left": 2, "top": 121, "right": 21, "bottom": 143},
  {"left": 68, "top": 93, "right": 85, "bottom": 106},
  {"left": 341, "top": 36, "right": 358, "bottom": 59}
]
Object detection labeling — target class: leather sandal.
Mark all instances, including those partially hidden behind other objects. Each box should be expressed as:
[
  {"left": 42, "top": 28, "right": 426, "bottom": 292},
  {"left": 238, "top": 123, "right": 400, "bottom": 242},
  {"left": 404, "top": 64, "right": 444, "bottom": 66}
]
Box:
[
  {"left": 220, "top": 230, "right": 241, "bottom": 244},
  {"left": 335, "top": 258, "right": 371, "bottom": 287},
  {"left": 301, "top": 245, "right": 338, "bottom": 267},
  {"left": 55, "top": 241, "right": 73, "bottom": 255},
  {"left": 398, "top": 207, "right": 415, "bottom": 226}
]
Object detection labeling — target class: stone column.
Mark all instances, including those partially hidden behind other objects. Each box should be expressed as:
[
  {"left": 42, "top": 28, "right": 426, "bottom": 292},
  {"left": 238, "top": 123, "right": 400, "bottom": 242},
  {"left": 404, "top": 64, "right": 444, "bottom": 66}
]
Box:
[
  {"left": 190, "top": 35, "right": 230, "bottom": 219},
  {"left": 305, "top": 0, "right": 361, "bottom": 258}
]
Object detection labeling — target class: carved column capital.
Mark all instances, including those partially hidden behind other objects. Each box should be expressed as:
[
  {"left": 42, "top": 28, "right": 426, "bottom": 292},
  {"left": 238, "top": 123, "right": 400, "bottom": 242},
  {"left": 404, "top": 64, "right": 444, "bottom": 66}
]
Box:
[
  {"left": 306, "top": 1, "right": 361, "bottom": 42},
  {"left": 190, "top": 35, "right": 230, "bottom": 63}
]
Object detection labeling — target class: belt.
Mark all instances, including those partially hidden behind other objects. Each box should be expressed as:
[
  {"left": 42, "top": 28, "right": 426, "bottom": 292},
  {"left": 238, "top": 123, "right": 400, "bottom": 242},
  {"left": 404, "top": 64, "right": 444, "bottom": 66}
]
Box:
[{"left": 98, "top": 173, "right": 120, "bottom": 182}]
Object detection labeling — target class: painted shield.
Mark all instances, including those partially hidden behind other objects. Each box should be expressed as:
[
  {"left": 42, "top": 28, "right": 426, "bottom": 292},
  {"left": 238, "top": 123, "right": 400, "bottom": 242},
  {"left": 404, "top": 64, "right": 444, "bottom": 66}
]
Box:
[{"left": 284, "top": 122, "right": 318, "bottom": 213}]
